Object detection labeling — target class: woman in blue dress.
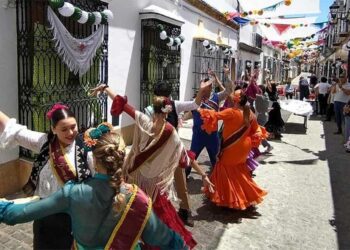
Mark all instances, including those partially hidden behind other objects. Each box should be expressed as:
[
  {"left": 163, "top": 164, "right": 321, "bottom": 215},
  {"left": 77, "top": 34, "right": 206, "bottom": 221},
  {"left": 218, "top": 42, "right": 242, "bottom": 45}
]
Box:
[{"left": 0, "top": 122, "right": 186, "bottom": 250}]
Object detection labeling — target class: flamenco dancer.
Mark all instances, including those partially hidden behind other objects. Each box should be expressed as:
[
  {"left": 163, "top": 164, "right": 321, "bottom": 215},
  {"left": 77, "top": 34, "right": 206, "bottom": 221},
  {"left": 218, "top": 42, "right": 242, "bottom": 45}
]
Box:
[
  {"left": 91, "top": 85, "right": 215, "bottom": 249},
  {"left": 0, "top": 122, "right": 187, "bottom": 249},
  {"left": 199, "top": 90, "right": 267, "bottom": 213},
  {"left": 0, "top": 105, "right": 93, "bottom": 249}
]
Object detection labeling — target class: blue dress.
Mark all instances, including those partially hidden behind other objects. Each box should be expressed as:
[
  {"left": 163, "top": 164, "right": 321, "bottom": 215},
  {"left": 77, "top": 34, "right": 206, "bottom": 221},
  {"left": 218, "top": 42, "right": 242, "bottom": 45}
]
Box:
[{"left": 0, "top": 174, "right": 185, "bottom": 250}]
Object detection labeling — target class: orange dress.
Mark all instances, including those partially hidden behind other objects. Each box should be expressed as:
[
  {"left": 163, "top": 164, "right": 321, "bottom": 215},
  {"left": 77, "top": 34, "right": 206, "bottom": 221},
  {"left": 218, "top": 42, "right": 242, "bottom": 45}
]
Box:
[{"left": 200, "top": 108, "right": 267, "bottom": 210}]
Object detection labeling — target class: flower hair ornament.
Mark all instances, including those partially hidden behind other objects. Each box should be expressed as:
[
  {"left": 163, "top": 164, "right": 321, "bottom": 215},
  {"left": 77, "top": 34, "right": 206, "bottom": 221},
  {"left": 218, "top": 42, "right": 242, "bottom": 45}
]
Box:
[
  {"left": 46, "top": 103, "right": 69, "bottom": 119},
  {"left": 161, "top": 98, "right": 173, "bottom": 114},
  {"left": 83, "top": 122, "right": 114, "bottom": 151}
]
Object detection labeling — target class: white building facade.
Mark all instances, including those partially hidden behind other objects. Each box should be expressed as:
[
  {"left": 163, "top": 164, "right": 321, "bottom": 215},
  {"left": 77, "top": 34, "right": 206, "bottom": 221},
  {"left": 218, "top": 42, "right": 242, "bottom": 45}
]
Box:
[{"left": 0, "top": 0, "right": 239, "bottom": 168}]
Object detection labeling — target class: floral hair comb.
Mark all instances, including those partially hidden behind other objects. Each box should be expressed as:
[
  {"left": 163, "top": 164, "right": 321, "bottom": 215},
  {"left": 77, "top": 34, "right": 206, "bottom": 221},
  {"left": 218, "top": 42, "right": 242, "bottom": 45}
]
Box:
[
  {"left": 83, "top": 122, "right": 114, "bottom": 151},
  {"left": 161, "top": 97, "right": 173, "bottom": 114}
]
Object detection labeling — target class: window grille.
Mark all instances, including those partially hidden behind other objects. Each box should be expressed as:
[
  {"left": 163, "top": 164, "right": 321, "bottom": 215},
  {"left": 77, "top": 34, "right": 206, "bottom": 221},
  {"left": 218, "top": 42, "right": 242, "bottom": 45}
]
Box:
[
  {"left": 140, "top": 19, "right": 181, "bottom": 111},
  {"left": 16, "top": 0, "right": 108, "bottom": 158},
  {"left": 193, "top": 39, "right": 230, "bottom": 91}
]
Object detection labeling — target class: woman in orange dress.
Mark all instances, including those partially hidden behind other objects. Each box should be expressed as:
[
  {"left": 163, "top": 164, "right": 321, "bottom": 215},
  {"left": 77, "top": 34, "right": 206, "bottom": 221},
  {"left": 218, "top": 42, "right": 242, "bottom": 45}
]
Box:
[{"left": 199, "top": 91, "right": 267, "bottom": 210}]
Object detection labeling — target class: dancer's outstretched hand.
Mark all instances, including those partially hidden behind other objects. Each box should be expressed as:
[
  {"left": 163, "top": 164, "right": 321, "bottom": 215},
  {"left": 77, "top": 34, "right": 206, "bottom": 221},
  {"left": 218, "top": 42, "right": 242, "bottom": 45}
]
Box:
[
  {"left": 202, "top": 175, "right": 215, "bottom": 193},
  {"left": 89, "top": 83, "right": 108, "bottom": 97}
]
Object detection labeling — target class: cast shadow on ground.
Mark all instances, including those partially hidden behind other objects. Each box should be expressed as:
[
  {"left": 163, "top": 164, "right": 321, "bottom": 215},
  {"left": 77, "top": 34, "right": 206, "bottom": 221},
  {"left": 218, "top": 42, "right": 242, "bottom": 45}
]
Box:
[
  {"left": 193, "top": 199, "right": 262, "bottom": 225},
  {"left": 259, "top": 158, "right": 318, "bottom": 165},
  {"left": 322, "top": 120, "right": 350, "bottom": 249},
  {"left": 283, "top": 122, "right": 307, "bottom": 134},
  {"left": 270, "top": 139, "right": 327, "bottom": 161}
]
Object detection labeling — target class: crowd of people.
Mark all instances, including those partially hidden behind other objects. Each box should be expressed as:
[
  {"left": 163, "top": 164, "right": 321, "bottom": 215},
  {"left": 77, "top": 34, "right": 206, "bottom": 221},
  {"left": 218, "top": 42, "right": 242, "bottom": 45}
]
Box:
[
  {"left": 287, "top": 72, "right": 350, "bottom": 152},
  {"left": 0, "top": 64, "right": 273, "bottom": 249},
  {"left": 1, "top": 64, "right": 348, "bottom": 249}
]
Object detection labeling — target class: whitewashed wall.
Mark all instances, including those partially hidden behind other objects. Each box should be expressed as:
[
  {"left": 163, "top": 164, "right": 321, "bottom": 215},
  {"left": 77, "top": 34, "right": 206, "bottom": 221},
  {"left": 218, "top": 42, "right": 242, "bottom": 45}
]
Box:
[
  {"left": 0, "top": 6, "right": 18, "bottom": 164},
  {"left": 0, "top": 0, "right": 239, "bottom": 163},
  {"left": 107, "top": 0, "right": 238, "bottom": 127}
]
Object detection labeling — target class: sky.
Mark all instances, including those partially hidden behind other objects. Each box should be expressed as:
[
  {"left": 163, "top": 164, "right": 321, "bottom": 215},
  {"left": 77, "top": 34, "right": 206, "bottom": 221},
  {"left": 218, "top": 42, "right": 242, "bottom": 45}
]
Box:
[{"left": 316, "top": 0, "right": 333, "bottom": 22}]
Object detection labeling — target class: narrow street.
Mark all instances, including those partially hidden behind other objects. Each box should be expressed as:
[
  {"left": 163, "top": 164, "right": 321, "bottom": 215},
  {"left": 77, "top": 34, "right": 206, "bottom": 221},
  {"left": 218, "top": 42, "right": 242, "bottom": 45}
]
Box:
[
  {"left": 180, "top": 111, "right": 347, "bottom": 249},
  {"left": 0, "top": 111, "right": 349, "bottom": 249}
]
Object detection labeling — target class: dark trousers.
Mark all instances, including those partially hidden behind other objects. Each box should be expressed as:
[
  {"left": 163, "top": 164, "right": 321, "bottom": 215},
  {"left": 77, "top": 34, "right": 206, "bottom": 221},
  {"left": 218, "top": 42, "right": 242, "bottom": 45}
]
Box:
[
  {"left": 318, "top": 94, "right": 328, "bottom": 115},
  {"left": 285, "top": 93, "right": 293, "bottom": 99},
  {"left": 261, "top": 139, "right": 271, "bottom": 148},
  {"left": 33, "top": 213, "right": 73, "bottom": 250},
  {"left": 334, "top": 101, "right": 346, "bottom": 132},
  {"left": 326, "top": 103, "right": 334, "bottom": 120}
]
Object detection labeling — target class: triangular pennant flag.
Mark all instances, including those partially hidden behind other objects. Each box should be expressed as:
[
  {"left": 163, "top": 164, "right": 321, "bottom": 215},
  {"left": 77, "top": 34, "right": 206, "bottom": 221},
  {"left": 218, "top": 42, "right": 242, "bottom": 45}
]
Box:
[{"left": 272, "top": 24, "right": 291, "bottom": 35}]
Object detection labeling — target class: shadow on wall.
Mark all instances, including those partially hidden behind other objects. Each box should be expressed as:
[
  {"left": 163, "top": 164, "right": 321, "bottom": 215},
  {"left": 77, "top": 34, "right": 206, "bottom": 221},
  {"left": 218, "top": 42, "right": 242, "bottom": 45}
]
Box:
[{"left": 323, "top": 119, "right": 350, "bottom": 249}]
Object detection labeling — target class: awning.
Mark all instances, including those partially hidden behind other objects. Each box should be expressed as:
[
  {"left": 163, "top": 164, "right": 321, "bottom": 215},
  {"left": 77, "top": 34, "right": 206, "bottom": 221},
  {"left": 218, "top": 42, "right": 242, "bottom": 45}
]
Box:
[{"left": 139, "top": 5, "right": 185, "bottom": 27}]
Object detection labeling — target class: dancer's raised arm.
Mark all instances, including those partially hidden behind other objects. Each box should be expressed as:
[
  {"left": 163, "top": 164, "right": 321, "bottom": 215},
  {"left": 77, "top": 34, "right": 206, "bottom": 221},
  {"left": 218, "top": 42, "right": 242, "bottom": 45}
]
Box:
[
  {"left": 0, "top": 111, "right": 10, "bottom": 133},
  {"left": 90, "top": 84, "right": 135, "bottom": 119}
]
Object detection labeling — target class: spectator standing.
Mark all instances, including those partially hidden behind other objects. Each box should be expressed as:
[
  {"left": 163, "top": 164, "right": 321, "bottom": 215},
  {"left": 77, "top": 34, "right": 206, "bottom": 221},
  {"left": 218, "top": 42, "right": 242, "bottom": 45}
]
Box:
[
  {"left": 333, "top": 73, "right": 350, "bottom": 135},
  {"left": 299, "top": 77, "right": 310, "bottom": 101},
  {"left": 285, "top": 81, "right": 295, "bottom": 100},
  {"left": 315, "top": 77, "right": 331, "bottom": 116}
]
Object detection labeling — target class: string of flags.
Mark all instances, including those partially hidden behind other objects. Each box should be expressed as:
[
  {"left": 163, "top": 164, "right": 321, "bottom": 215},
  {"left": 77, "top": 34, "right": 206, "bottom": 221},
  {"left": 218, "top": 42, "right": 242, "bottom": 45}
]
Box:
[{"left": 224, "top": 0, "right": 291, "bottom": 20}]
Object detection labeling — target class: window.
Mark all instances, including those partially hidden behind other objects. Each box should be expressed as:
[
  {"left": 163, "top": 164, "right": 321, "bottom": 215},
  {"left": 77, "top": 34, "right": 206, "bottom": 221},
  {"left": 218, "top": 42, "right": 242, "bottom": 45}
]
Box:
[
  {"left": 140, "top": 19, "right": 181, "bottom": 111},
  {"left": 193, "top": 39, "right": 231, "bottom": 91},
  {"left": 17, "top": 0, "right": 108, "bottom": 158}
]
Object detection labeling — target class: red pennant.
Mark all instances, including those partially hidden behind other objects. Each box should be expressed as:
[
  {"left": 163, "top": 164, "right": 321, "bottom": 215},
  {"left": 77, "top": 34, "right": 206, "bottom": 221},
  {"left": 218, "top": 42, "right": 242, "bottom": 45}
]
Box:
[{"left": 272, "top": 24, "right": 291, "bottom": 35}]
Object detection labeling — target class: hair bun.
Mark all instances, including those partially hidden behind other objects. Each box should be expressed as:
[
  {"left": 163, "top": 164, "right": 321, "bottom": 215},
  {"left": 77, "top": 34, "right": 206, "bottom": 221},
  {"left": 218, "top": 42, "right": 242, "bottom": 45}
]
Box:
[{"left": 105, "top": 155, "right": 116, "bottom": 163}]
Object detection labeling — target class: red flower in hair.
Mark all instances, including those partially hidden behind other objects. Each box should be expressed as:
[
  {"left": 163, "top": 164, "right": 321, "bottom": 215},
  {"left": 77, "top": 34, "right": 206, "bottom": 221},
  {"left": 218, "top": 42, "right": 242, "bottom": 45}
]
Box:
[
  {"left": 163, "top": 97, "right": 172, "bottom": 106},
  {"left": 161, "top": 98, "right": 173, "bottom": 114},
  {"left": 46, "top": 103, "right": 69, "bottom": 120}
]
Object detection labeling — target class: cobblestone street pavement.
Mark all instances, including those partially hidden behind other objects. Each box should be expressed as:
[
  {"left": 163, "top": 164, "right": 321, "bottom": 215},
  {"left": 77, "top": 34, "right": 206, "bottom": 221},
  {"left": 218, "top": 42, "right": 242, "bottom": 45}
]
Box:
[{"left": 1, "top": 111, "right": 348, "bottom": 249}]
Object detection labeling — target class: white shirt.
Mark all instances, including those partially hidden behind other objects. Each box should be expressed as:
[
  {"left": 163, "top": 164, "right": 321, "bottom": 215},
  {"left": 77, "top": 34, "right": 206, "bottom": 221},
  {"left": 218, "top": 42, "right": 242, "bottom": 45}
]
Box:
[
  {"left": 334, "top": 83, "right": 350, "bottom": 103},
  {"left": 315, "top": 82, "right": 331, "bottom": 95},
  {"left": 0, "top": 119, "right": 94, "bottom": 198},
  {"left": 145, "top": 100, "right": 199, "bottom": 117}
]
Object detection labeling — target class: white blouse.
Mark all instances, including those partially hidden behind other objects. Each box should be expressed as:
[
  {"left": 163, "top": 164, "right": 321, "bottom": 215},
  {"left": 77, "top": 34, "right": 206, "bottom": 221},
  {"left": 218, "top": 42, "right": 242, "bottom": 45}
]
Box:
[{"left": 0, "top": 118, "right": 94, "bottom": 198}]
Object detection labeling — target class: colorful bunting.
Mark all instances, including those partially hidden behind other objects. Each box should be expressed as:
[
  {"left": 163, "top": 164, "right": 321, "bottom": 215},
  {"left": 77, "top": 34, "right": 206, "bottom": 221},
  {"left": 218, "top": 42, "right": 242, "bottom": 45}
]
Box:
[
  {"left": 272, "top": 24, "right": 291, "bottom": 35},
  {"left": 263, "top": 1, "right": 285, "bottom": 11}
]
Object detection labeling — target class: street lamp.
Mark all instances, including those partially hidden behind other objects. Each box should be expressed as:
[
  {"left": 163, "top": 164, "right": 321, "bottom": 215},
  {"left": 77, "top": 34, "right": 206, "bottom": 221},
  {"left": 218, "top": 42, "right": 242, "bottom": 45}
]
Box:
[{"left": 329, "top": 2, "right": 340, "bottom": 15}]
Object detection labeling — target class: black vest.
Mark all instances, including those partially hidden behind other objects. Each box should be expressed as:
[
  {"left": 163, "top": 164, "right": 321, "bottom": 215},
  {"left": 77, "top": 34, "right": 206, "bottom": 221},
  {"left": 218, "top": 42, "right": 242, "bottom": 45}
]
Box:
[
  {"left": 23, "top": 135, "right": 91, "bottom": 196},
  {"left": 166, "top": 100, "right": 178, "bottom": 129}
]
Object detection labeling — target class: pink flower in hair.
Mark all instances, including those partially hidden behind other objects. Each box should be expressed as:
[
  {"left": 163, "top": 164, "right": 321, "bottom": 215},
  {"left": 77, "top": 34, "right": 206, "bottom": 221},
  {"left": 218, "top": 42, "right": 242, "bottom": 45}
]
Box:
[{"left": 46, "top": 103, "right": 69, "bottom": 120}]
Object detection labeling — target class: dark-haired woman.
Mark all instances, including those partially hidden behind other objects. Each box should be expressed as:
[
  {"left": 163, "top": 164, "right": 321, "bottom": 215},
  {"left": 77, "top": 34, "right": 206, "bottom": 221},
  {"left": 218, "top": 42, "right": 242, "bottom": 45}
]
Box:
[
  {"left": 0, "top": 105, "right": 93, "bottom": 249},
  {"left": 265, "top": 102, "right": 285, "bottom": 139},
  {"left": 0, "top": 123, "right": 187, "bottom": 250},
  {"left": 199, "top": 90, "right": 267, "bottom": 211}
]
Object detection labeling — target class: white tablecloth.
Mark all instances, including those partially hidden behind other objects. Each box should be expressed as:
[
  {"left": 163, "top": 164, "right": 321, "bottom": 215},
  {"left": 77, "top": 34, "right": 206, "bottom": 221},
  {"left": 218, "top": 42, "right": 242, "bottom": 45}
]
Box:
[{"left": 279, "top": 99, "right": 313, "bottom": 117}]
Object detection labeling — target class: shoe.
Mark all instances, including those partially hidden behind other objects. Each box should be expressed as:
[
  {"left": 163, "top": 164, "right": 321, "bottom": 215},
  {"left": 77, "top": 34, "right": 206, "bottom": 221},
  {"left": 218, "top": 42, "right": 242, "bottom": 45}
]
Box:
[
  {"left": 334, "top": 131, "right": 342, "bottom": 135},
  {"left": 178, "top": 208, "right": 194, "bottom": 227},
  {"left": 265, "top": 145, "right": 274, "bottom": 154}
]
